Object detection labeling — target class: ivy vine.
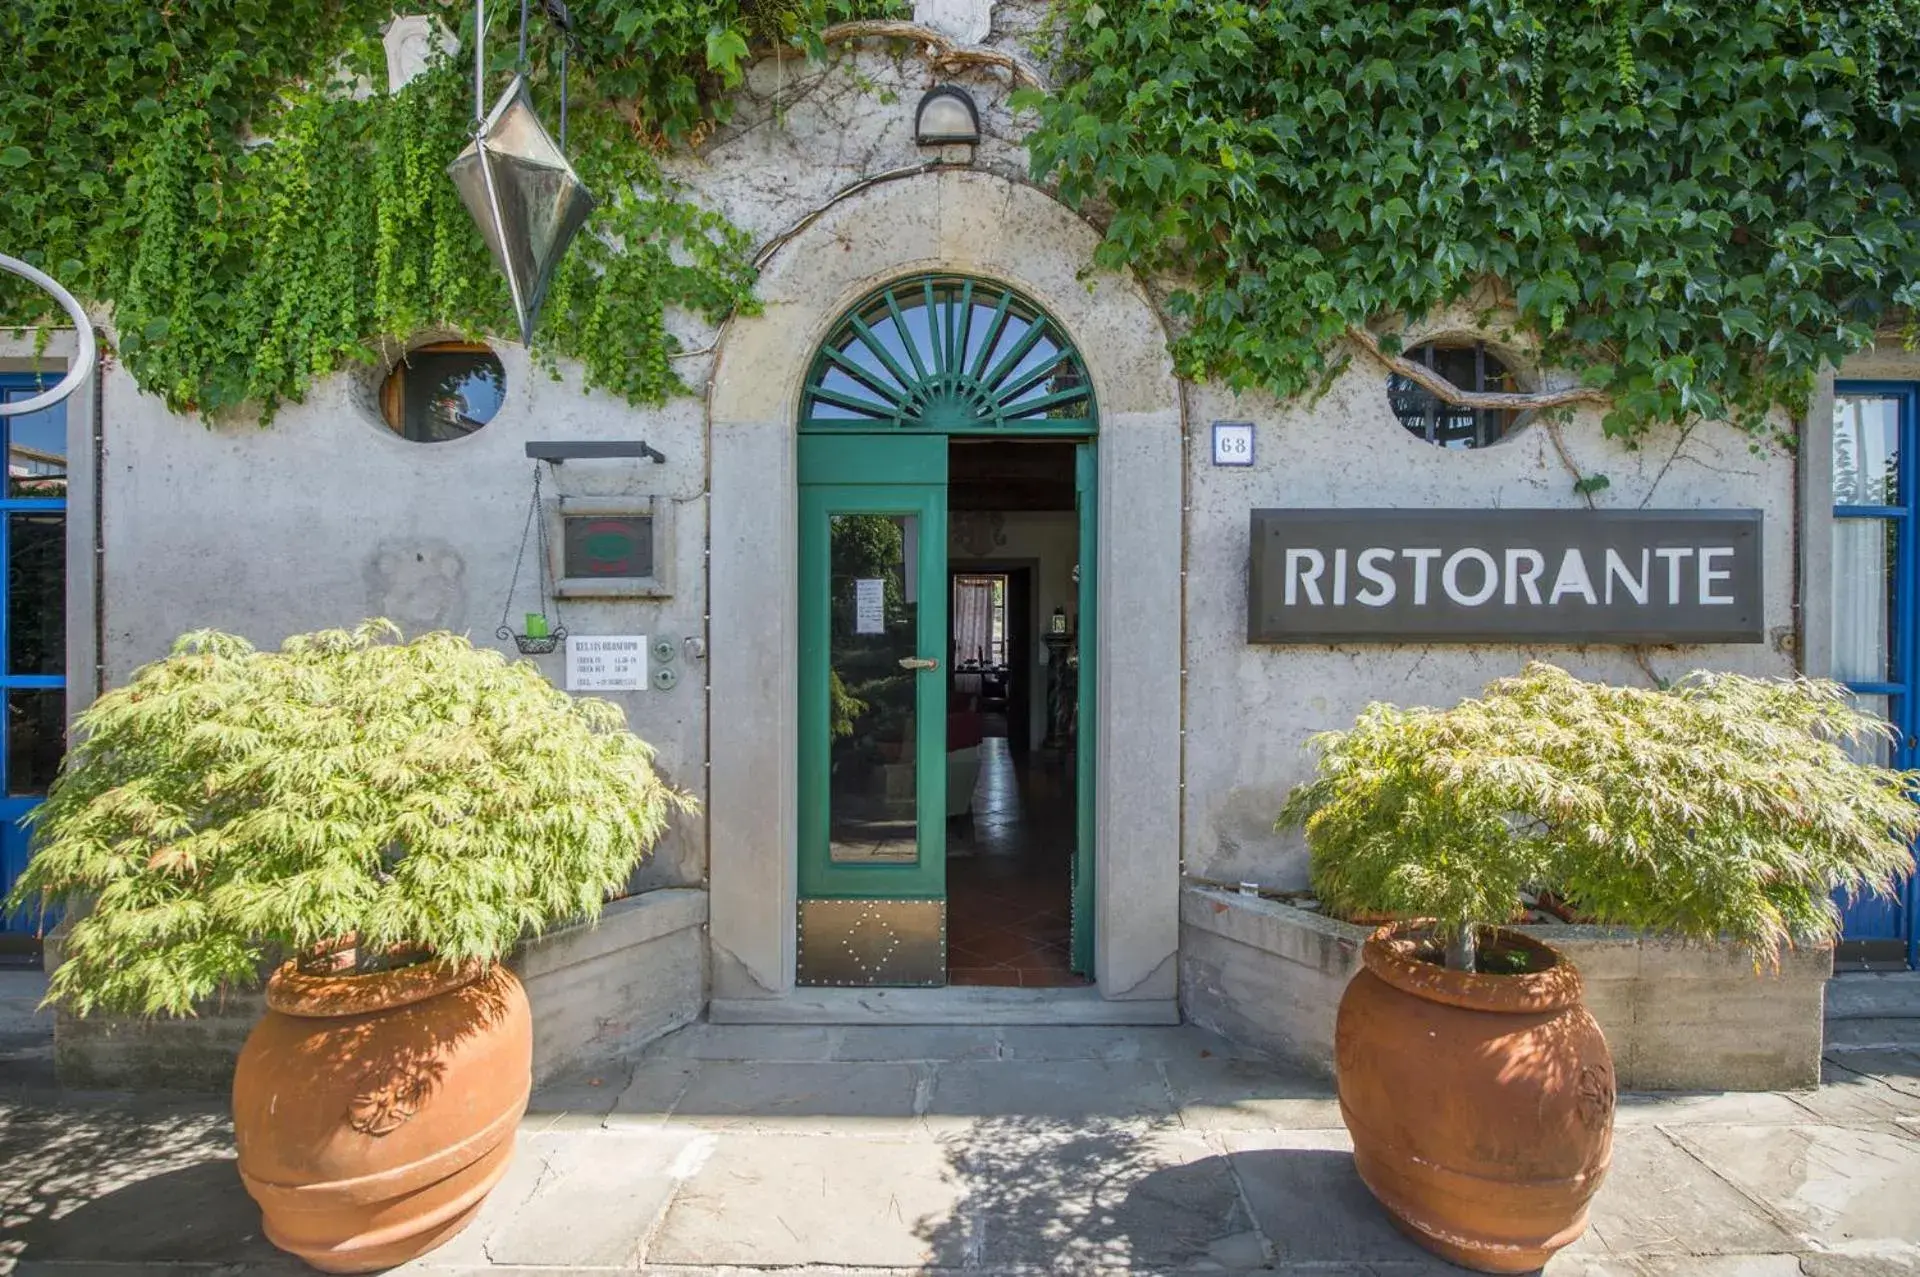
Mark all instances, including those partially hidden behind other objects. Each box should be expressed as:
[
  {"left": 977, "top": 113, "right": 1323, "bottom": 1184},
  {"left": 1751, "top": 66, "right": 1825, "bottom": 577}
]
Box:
[
  {"left": 1017, "top": 0, "right": 1920, "bottom": 439},
  {"left": 1, "top": 0, "right": 894, "bottom": 420}
]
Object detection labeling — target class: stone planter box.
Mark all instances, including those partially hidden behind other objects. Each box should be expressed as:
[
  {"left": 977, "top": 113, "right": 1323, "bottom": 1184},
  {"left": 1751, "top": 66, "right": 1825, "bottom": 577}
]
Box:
[
  {"left": 1179, "top": 884, "right": 1830, "bottom": 1091},
  {"left": 45, "top": 886, "right": 708, "bottom": 1091}
]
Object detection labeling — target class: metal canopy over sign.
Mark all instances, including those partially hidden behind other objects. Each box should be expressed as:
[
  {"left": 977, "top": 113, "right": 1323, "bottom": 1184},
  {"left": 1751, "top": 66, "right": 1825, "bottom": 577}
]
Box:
[
  {"left": 447, "top": 75, "right": 595, "bottom": 346},
  {"left": 1248, "top": 508, "right": 1764, "bottom": 644}
]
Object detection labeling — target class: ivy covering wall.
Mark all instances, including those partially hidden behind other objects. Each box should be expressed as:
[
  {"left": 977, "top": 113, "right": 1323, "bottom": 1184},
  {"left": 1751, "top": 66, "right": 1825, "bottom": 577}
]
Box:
[
  {"left": 0, "top": 0, "right": 891, "bottom": 419},
  {"left": 1019, "top": 0, "right": 1920, "bottom": 437},
  {"left": 6, "top": 1, "right": 1920, "bottom": 436}
]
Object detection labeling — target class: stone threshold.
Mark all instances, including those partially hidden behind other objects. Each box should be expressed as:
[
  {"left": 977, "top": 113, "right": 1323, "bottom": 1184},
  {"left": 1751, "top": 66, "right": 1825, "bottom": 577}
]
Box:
[{"left": 710, "top": 985, "right": 1180, "bottom": 1026}]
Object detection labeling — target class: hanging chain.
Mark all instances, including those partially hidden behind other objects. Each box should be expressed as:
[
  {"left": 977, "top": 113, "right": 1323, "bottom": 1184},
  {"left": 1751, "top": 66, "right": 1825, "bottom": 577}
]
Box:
[
  {"left": 497, "top": 463, "right": 542, "bottom": 638},
  {"left": 535, "top": 463, "right": 565, "bottom": 639}
]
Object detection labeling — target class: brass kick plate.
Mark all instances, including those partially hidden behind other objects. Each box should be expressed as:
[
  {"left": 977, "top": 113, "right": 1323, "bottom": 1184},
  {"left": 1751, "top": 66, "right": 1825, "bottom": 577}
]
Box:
[{"left": 797, "top": 899, "right": 946, "bottom": 987}]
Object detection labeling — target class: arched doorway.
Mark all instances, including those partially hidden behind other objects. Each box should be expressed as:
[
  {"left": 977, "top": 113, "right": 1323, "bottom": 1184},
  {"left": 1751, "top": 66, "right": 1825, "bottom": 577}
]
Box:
[
  {"left": 705, "top": 169, "right": 1181, "bottom": 1014},
  {"left": 794, "top": 276, "right": 1097, "bottom": 986}
]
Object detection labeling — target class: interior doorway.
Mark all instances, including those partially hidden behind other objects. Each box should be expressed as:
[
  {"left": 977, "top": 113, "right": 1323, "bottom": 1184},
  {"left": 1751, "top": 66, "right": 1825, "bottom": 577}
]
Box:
[{"left": 945, "top": 440, "right": 1088, "bottom": 987}]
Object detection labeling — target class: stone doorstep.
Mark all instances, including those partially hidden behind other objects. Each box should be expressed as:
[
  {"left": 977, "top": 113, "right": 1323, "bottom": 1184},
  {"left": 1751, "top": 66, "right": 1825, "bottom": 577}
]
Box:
[{"left": 1180, "top": 884, "right": 1831, "bottom": 1092}]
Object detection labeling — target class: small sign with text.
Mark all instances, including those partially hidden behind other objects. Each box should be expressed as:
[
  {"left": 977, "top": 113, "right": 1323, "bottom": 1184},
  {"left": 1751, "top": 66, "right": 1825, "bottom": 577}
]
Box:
[{"left": 565, "top": 635, "right": 649, "bottom": 691}]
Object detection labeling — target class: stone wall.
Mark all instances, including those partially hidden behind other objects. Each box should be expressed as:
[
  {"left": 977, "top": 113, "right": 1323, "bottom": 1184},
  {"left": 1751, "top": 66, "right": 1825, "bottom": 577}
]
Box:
[
  {"left": 1179, "top": 885, "right": 1829, "bottom": 1092},
  {"left": 1177, "top": 333, "right": 1800, "bottom": 892},
  {"left": 45, "top": 888, "right": 708, "bottom": 1091}
]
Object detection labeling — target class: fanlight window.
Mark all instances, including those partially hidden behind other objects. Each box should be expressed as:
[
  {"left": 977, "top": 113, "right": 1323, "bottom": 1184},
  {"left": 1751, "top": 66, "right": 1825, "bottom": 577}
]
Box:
[{"left": 801, "top": 277, "right": 1094, "bottom": 433}]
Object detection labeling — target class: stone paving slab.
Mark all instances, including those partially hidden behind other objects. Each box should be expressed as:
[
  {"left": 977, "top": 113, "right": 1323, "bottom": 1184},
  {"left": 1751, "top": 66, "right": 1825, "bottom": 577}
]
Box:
[
  {"left": 647, "top": 1133, "right": 959, "bottom": 1268},
  {"left": 1162, "top": 1054, "right": 1346, "bottom": 1131},
  {"left": 1665, "top": 1123, "right": 1920, "bottom": 1252},
  {"left": 1217, "top": 1127, "right": 1443, "bottom": 1268},
  {"left": 9, "top": 1018, "right": 1920, "bottom": 1274},
  {"left": 665, "top": 1059, "right": 923, "bottom": 1132},
  {"left": 922, "top": 1058, "right": 1175, "bottom": 1127},
  {"left": 1789, "top": 1060, "right": 1920, "bottom": 1126},
  {"left": 935, "top": 1122, "right": 1247, "bottom": 1269},
  {"left": 1611, "top": 1089, "right": 1818, "bottom": 1127},
  {"left": 1579, "top": 1126, "right": 1799, "bottom": 1257}
]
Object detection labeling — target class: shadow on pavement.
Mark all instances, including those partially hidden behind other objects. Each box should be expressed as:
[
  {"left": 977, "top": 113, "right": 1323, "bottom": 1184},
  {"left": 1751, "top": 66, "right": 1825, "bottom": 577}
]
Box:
[
  {"left": 915, "top": 1113, "right": 1461, "bottom": 1272},
  {"left": 0, "top": 1099, "right": 293, "bottom": 1271}
]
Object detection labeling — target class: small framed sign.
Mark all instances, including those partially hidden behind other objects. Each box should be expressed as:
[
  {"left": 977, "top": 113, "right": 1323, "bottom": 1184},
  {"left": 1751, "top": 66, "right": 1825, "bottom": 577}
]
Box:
[
  {"left": 1212, "top": 420, "right": 1255, "bottom": 467},
  {"left": 565, "top": 635, "right": 649, "bottom": 691}
]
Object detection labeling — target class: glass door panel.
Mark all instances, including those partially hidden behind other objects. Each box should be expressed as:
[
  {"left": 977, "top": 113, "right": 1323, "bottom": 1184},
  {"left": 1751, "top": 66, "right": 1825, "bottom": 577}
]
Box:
[
  {"left": 828, "top": 512, "right": 923, "bottom": 866},
  {"left": 1831, "top": 517, "right": 1896, "bottom": 683},
  {"left": 797, "top": 438, "right": 949, "bottom": 986}
]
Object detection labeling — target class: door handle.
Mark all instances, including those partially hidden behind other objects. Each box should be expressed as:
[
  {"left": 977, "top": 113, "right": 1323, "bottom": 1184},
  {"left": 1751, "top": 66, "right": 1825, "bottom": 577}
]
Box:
[{"left": 898, "top": 657, "right": 940, "bottom": 671}]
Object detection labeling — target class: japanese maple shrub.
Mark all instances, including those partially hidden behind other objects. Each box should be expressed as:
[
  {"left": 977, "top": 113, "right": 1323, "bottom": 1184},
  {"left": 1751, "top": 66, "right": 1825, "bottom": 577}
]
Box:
[
  {"left": 1279, "top": 662, "right": 1920, "bottom": 970},
  {"left": 7, "top": 620, "right": 691, "bottom": 1015}
]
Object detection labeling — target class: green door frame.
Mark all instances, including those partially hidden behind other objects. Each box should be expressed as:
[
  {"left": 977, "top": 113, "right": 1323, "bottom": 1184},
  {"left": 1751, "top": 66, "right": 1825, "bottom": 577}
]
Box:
[
  {"left": 1072, "top": 442, "right": 1097, "bottom": 975},
  {"left": 795, "top": 274, "right": 1100, "bottom": 982},
  {"left": 798, "top": 435, "right": 949, "bottom": 900}
]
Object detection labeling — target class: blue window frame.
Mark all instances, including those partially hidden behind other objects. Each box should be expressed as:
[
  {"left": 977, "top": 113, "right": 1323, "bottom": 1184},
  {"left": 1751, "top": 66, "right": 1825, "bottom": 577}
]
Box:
[
  {"left": 0, "top": 373, "right": 68, "bottom": 943},
  {"left": 1831, "top": 380, "right": 1920, "bottom": 969}
]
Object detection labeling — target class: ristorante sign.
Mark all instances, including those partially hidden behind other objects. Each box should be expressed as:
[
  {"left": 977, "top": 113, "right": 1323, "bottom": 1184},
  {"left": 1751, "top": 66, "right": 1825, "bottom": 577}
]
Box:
[{"left": 1248, "top": 509, "right": 1764, "bottom": 644}]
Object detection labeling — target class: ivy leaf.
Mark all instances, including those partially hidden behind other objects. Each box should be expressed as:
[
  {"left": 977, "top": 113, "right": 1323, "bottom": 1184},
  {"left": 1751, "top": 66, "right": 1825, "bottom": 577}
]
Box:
[
  {"left": 704, "top": 26, "right": 751, "bottom": 88},
  {"left": 1573, "top": 474, "right": 1612, "bottom": 497},
  {"left": 0, "top": 147, "right": 30, "bottom": 168}
]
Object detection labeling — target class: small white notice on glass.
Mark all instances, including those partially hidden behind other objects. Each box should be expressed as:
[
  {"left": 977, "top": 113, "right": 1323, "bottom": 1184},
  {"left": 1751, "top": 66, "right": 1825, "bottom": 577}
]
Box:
[
  {"left": 854, "top": 578, "right": 886, "bottom": 634},
  {"left": 565, "top": 635, "right": 648, "bottom": 691}
]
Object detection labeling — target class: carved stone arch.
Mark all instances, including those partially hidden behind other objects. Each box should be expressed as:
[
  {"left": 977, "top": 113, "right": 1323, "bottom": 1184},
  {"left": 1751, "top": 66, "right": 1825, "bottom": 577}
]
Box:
[{"left": 706, "top": 168, "right": 1184, "bottom": 1006}]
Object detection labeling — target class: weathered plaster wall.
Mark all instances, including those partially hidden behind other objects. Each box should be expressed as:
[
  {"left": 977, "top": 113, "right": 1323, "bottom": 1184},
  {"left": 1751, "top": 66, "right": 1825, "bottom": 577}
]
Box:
[
  {"left": 1179, "top": 327, "right": 1800, "bottom": 890},
  {"left": 94, "top": 343, "right": 710, "bottom": 890}
]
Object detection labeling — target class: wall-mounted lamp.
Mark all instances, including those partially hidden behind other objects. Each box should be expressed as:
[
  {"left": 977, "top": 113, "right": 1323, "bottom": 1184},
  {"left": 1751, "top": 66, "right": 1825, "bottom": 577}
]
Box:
[{"left": 914, "top": 85, "right": 981, "bottom": 146}]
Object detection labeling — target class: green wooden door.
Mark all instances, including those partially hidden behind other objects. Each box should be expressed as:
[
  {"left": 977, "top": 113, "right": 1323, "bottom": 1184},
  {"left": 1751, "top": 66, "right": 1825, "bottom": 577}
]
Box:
[{"left": 797, "top": 435, "right": 950, "bottom": 985}]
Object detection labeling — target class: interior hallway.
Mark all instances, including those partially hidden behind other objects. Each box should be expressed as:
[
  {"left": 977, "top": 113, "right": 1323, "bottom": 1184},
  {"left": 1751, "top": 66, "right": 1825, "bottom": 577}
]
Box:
[{"left": 946, "top": 732, "right": 1087, "bottom": 988}]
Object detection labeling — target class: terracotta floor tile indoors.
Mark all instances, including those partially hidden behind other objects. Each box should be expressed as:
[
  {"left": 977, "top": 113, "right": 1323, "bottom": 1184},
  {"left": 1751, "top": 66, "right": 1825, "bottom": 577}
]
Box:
[{"left": 946, "top": 734, "right": 1090, "bottom": 988}]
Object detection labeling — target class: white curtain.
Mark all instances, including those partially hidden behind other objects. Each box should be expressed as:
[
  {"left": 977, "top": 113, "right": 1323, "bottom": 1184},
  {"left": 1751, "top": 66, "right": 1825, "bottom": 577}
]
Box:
[
  {"left": 1832, "top": 519, "right": 1893, "bottom": 685},
  {"left": 953, "top": 577, "right": 996, "bottom": 667}
]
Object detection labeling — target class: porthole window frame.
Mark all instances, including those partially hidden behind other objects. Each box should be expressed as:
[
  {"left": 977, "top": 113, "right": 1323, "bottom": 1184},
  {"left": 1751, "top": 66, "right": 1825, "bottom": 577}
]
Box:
[
  {"left": 545, "top": 494, "right": 674, "bottom": 599},
  {"left": 1385, "top": 336, "right": 1533, "bottom": 451},
  {"left": 376, "top": 338, "right": 508, "bottom": 444}
]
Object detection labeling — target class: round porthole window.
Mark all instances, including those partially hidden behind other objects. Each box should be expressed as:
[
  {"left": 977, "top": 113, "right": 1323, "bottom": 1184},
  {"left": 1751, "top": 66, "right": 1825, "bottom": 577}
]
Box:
[
  {"left": 379, "top": 342, "right": 505, "bottom": 443},
  {"left": 1386, "top": 340, "right": 1522, "bottom": 449}
]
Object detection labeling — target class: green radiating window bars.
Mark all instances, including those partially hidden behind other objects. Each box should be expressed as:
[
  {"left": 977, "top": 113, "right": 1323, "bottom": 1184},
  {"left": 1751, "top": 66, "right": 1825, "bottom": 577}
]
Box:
[{"left": 801, "top": 276, "right": 1096, "bottom": 434}]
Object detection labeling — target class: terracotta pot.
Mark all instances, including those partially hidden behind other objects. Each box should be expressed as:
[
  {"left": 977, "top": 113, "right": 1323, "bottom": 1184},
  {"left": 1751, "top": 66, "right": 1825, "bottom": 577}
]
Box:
[
  {"left": 232, "top": 958, "right": 532, "bottom": 1273},
  {"left": 1336, "top": 923, "right": 1615, "bottom": 1274}
]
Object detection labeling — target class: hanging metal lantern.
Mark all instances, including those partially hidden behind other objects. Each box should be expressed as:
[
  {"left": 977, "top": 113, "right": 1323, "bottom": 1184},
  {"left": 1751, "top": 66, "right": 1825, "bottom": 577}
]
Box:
[{"left": 447, "top": 74, "right": 595, "bottom": 346}]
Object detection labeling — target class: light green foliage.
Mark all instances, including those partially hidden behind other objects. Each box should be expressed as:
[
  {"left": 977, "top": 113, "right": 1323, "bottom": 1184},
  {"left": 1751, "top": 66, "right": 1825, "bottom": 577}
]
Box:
[
  {"left": 2, "top": 0, "right": 898, "bottom": 419},
  {"left": 1278, "top": 662, "right": 1920, "bottom": 965},
  {"left": 1018, "top": 0, "right": 1920, "bottom": 439},
  {"left": 5, "top": 621, "right": 692, "bottom": 1017}
]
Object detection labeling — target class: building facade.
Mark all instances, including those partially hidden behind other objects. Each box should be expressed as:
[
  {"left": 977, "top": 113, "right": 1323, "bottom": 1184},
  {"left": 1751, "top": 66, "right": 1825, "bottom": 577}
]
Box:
[{"left": 3, "top": 1, "right": 1911, "bottom": 1085}]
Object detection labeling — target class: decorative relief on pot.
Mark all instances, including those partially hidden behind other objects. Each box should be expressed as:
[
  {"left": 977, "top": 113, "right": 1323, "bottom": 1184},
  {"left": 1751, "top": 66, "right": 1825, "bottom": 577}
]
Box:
[
  {"left": 348, "top": 1074, "right": 430, "bottom": 1136},
  {"left": 1576, "top": 1062, "right": 1615, "bottom": 1131}
]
